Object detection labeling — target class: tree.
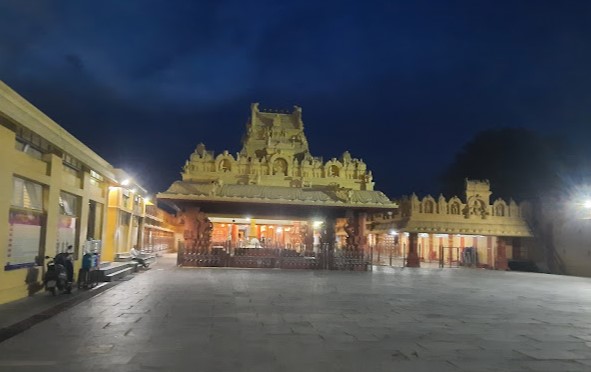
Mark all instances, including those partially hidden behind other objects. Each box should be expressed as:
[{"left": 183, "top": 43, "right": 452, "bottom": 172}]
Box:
[{"left": 439, "top": 128, "right": 571, "bottom": 201}]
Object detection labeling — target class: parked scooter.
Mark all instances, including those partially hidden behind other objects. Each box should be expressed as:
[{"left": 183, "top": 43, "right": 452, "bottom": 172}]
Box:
[{"left": 43, "top": 255, "right": 72, "bottom": 295}]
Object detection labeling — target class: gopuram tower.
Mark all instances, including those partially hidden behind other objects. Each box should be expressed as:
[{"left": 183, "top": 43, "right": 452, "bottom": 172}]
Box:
[{"left": 158, "top": 103, "right": 396, "bottom": 270}]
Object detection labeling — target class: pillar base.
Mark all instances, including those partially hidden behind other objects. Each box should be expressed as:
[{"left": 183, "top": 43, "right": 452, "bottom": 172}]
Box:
[
  {"left": 495, "top": 258, "right": 509, "bottom": 271},
  {"left": 406, "top": 252, "right": 421, "bottom": 268}
]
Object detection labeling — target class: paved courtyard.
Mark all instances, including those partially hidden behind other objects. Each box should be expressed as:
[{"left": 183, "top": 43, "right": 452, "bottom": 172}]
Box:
[{"left": 2, "top": 256, "right": 591, "bottom": 371}]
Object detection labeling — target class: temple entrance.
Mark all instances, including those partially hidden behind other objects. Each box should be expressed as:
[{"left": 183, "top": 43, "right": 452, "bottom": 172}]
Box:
[{"left": 176, "top": 212, "right": 373, "bottom": 271}]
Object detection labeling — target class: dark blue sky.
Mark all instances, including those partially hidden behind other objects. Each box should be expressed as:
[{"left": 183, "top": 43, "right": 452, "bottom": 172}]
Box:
[{"left": 1, "top": 1, "right": 591, "bottom": 198}]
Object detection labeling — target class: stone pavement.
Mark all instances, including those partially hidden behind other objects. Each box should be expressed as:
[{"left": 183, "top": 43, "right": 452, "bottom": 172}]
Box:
[
  {"left": 0, "top": 276, "right": 117, "bottom": 342},
  {"left": 2, "top": 256, "right": 591, "bottom": 371}
]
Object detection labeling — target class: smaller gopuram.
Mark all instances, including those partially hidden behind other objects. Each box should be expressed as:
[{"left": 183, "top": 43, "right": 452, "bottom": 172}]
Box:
[
  {"left": 367, "top": 179, "right": 533, "bottom": 270},
  {"left": 157, "top": 103, "right": 396, "bottom": 270}
]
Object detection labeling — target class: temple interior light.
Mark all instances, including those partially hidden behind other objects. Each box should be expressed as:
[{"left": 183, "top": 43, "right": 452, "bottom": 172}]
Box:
[
  {"left": 389, "top": 229, "right": 397, "bottom": 236},
  {"left": 313, "top": 220, "right": 323, "bottom": 228},
  {"left": 277, "top": 227, "right": 283, "bottom": 233},
  {"left": 121, "top": 179, "right": 130, "bottom": 186}
]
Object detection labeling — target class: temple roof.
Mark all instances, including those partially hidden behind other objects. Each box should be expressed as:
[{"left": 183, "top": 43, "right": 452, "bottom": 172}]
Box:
[{"left": 158, "top": 181, "right": 396, "bottom": 209}]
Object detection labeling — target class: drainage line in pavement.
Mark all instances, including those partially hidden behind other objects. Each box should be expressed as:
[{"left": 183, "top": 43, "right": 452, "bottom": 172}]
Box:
[{"left": 0, "top": 282, "right": 119, "bottom": 344}]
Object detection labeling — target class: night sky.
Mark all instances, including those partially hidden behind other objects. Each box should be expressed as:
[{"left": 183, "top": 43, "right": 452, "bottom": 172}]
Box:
[{"left": 2, "top": 1, "right": 591, "bottom": 199}]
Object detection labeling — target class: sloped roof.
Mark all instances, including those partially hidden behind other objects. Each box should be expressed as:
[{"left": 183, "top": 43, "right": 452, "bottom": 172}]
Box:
[{"left": 158, "top": 181, "right": 396, "bottom": 209}]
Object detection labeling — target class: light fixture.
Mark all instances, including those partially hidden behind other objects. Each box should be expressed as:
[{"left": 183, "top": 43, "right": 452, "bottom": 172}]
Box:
[
  {"left": 121, "top": 179, "right": 130, "bottom": 186},
  {"left": 389, "top": 229, "right": 398, "bottom": 236},
  {"left": 313, "top": 220, "right": 323, "bottom": 228}
]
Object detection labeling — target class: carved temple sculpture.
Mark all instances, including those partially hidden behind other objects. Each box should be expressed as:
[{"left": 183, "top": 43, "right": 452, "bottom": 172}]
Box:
[
  {"left": 180, "top": 103, "right": 375, "bottom": 191},
  {"left": 157, "top": 103, "right": 396, "bottom": 270},
  {"left": 367, "top": 179, "right": 533, "bottom": 270}
]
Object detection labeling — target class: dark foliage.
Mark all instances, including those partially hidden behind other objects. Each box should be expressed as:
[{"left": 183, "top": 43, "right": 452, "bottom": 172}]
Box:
[{"left": 439, "top": 128, "right": 573, "bottom": 201}]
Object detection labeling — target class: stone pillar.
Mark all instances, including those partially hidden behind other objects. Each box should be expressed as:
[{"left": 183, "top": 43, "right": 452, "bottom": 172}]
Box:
[
  {"left": 249, "top": 219, "right": 257, "bottom": 238},
  {"left": 357, "top": 212, "right": 367, "bottom": 253},
  {"left": 406, "top": 232, "right": 420, "bottom": 267},
  {"left": 320, "top": 217, "right": 336, "bottom": 270},
  {"left": 487, "top": 236, "right": 493, "bottom": 268},
  {"left": 182, "top": 207, "right": 199, "bottom": 254},
  {"left": 495, "top": 237, "right": 509, "bottom": 270},
  {"left": 231, "top": 224, "right": 238, "bottom": 249}
]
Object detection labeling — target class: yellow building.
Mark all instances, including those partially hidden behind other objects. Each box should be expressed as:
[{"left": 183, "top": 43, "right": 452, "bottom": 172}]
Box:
[
  {"left": 143, "top": 202, "right": 181, "bottom": 255},
  {"left": 103, "top": 174, "right": 180, "bottom": 260},
  {"left": 103, "top": 170, "right": 148, "bottom": 262},
  {"left": 0, "top": 81, "right": 164, "bottom": 304}
]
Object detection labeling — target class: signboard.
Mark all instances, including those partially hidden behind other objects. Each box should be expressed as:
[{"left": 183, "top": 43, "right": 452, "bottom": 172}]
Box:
[{"left": 6, "top": 210, "right": 43, "bottom": 270}]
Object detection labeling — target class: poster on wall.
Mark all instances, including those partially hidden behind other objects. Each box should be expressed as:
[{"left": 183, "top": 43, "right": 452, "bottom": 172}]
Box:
[
  {"left": 57, "top": 215, "right": 77, "bottom": 254},
  {"left": 6, "top": 210, "right": 43, "bottom": 271}
]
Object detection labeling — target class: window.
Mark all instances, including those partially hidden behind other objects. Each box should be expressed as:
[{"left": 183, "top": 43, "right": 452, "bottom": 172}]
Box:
[
  {"left": 62, "top": 153, "right": 82, "bottom": 170},
  {"left": 62, "top": 164, "right": 79, "bottom": 177},
  {"left": 15, "top": 139, "right": 43, "bottom": 159},
  {"left": 14, "top": 126, "right": 52, "bottom": 158},
  {"left": 122, "top": 189, "right": 130, "bottom": 208},
  {"left": 59, "top": 192, "right": 78, "bottom": 216},
  {"left": 120, "top": 211, "right": 131, "bottom": 225},
  {"left": 89, "top": 170, "right": 104, "bottom": 187},
  {"left": 12, "top": 177, "right": 43, "bottom": 211}
]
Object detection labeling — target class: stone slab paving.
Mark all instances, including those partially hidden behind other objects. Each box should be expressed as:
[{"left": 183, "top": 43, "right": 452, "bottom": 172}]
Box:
[{"left": 2, "top": 258, "right": 591, "bottom": 371}]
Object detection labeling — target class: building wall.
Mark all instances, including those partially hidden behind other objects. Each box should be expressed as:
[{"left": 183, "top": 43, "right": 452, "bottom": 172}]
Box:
[
  {"left": 103, "top": 186, "right": 146, "bottom": 261},
  {"left": 0, "top": 124, "right": 110, "bottom": 304}
]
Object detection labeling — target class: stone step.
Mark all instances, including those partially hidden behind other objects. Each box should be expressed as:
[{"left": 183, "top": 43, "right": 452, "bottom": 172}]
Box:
[
  {"left": 97, "top": 262, "right": 138, "bottom": 281},
  {"left": 104, "top": 266, "right": 135, "bottom": 282}
]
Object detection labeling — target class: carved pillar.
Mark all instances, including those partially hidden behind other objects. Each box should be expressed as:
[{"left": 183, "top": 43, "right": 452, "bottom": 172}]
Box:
[
  {"left": 495, "top": 237, "right": 509, "bottom": 270},
  {"left": 406, "top": 232, "right": 420, "bottom": 267},
  {"left": 357, "top": 212, "right": 368, "bottom": 253},
  {"left": 181, "top": 207, "right": 199, "bottom": 254}
]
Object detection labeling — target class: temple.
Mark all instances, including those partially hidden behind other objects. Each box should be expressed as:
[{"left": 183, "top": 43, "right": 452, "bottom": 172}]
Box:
[
  {"left": 368, "top": 180, "right": 533, "bottom": 269},
  {"left": 157, "top": 103, "right": 396, "bottom": 269},
  {"left": 158, "top": 104, "right": 534, "bottom": 271}
]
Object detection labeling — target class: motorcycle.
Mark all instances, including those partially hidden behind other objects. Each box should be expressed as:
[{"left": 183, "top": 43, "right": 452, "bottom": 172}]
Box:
[{"left": 43, "top": 255, "right": 72, "bottom": 295}]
